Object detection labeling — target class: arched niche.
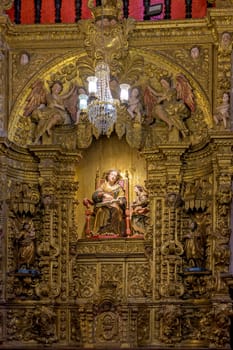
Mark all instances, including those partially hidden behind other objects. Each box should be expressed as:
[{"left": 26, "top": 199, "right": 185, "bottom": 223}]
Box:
[{"left": 75, "top": 134, "right": 146, "bottom": 239}]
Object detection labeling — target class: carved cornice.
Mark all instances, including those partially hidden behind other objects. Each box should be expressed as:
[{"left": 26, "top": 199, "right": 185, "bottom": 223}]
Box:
[
  {"left": 209, "top": 8, "right": 233, "bottom": 31},
  {"left": 131, "top": 20, "right": 213, "bottom": 45},
  {"left": 0, "top": 8, "right": 232, "bottom": 51},
  {"left": 77, "top": 239, "right": 146, "bottom": 257},
  {"left": 29, "top": 145, "right": 82, "bottom": 165},
  {"left": 4, "top": 23, "right": 82, "bottom": 49},
  {"left": 0, "top": 16, "right": 223, "bottom": 49},
  {"left": 0, "top": 137, "right": 37, "bottom": 165}
]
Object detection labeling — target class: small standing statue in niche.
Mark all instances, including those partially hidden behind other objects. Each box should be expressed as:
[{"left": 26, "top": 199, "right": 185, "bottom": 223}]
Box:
[
  {"left": 131, "top": 185, "right": 149, "bottom": 236},
  {"left": 24, "top": 80, "right": 78, "bottom": 144},
  {"left": 15, "top": 220, "right": 36, "bottom": 271},
  {"left": 183, "top": 219, "right": 206, "bottom": 271},
  {"left": 213, "top": 92, "right": 230, "bottom": 129},
  {"left": 91, "top": 169, "right": 126, "bottom": 236}
]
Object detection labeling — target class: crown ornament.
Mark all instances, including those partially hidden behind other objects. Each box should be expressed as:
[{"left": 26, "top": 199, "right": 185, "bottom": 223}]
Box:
[{"left": 88, "top": 0, "right": 123, "bottom": 21}]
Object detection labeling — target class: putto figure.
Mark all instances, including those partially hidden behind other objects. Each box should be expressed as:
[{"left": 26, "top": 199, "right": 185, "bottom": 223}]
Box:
[
  {"left": 144, "top": 74, "right": 195, "bottom": 138},
  {"left": 127, "top": 87, "right": 144, "bottom": 122},
  {"left": 213, "top": 92, "right": 230, "bottom": 129}
]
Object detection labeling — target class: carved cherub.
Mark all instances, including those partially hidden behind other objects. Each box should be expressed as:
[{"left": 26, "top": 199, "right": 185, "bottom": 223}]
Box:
[
  {"left": 24, "top": 80, "right": 78, "bottom": 144},
  {"left": 127, "top": 87, "right": 144, "bottom": 122},
  {"left": 144, "top": 74, "right": 195, "bottom": 137},
  {"left": 213, "top": 92, "right": 230, "bottom": 129}
]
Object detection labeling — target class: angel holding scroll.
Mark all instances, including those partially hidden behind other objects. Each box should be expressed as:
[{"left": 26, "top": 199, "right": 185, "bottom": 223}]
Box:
[{"left": 24, "top": 80, "right": 78, "bottom": 144}]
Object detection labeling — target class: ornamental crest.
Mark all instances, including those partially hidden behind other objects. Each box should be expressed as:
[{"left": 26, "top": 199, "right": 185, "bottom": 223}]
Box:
[{"left": 78, "top": 0, "right": 135, "bottom": 72}]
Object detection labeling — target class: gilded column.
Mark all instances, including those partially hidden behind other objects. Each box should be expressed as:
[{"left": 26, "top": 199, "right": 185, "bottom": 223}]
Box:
[
  {"left": 207, "top": 136, "right": 233, "bottom": 348},
  {"left": 31, "top": 146, "right": 81, "bottom": 345},
  {"left": 143, "top": 145, "right": 187, "bottom": 345},
  {"left": 210, "top": 138, "right": 233, "bottom": 295}
]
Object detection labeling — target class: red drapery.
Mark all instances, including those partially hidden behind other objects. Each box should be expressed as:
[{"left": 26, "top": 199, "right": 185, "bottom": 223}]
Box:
[{"left": 6, "top": 0, "right": 207, "bottom": 24}]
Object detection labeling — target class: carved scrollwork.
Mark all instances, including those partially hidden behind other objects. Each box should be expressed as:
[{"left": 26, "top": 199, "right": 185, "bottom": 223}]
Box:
[
  {"left": 159, "top": 305, "right": 182, "bottom": 344},
  {"left": 75, "top": 264, "right": 97, "bottom": 298},
  {"left": 128, "top": 263, "right": 152, "bottom": 298},
  {"left": 6, "top": 306, "right": 56, "bottom": 344},
  {"left": 208, "top": 304, "right": 232, "bottom": 348},
  {"left": 182, "top": 271, "right": 212, "bottom": 299},
  {"left": 101, "top": 264, "right": 123, "bottom": 299},
  {"left": 31, "top": 306, "right": 57, "bottom": 344},
  {"left": 161, "top": 240, "right": 183, "bottom": 256}
]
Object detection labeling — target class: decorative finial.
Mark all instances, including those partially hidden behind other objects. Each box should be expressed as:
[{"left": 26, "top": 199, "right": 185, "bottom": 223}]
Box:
[{"left": 88, "top": 0, "right": 123, "bottom": 21}]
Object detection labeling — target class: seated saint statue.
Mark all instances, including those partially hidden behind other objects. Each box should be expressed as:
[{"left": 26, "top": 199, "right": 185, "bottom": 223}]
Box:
[{"left": 91, "top": 169, "right": 126, "bottom": 236}]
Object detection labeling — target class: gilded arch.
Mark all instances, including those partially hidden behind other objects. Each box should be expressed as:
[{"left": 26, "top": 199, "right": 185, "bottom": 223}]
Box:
[{"left": 8, "top": 48, "right": 212, "bottom": 149}]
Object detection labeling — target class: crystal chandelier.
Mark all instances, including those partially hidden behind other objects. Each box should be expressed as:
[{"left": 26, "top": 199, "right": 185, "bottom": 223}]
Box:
[
  {"left": 87, "top": 61, "right": 118, "bottom": 135},
  {"left": 78, "top": 2, "right": 130, "bottom": 136},
  {"left": 79, "top": 61, "right": 130, "bottom": 136}
]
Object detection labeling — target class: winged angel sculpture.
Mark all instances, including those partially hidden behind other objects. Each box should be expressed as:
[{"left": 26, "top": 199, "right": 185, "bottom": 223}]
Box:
[
  {"left": 24, "top": 80, "right": 78, "bottom": 144},
  {"left": 144, "top": 74, "right": 195, "bottom": 137}
]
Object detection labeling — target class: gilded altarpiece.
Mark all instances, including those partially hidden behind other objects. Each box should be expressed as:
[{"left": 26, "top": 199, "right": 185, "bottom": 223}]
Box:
[{"left": 0, "top": 1, "right": 233, "bottom": 348}]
